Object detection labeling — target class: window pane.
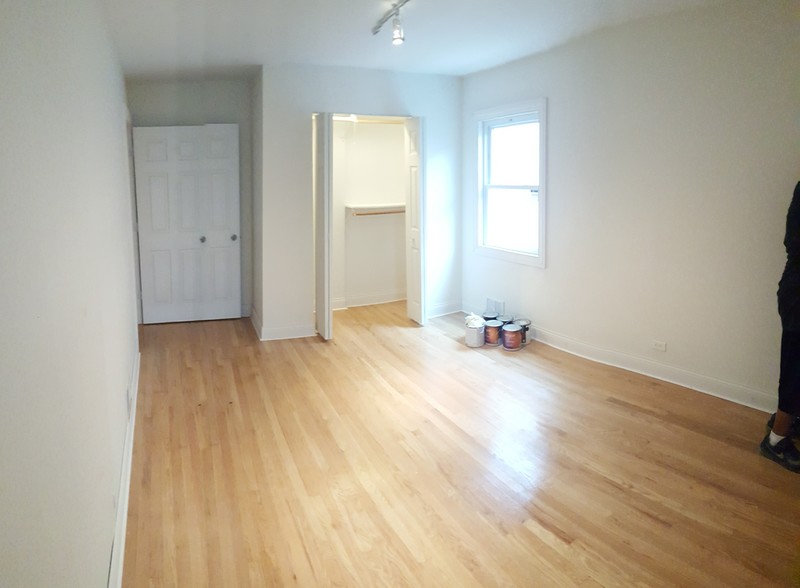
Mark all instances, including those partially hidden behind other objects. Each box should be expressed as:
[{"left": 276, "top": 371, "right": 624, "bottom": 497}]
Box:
[
  {"left": 489, "top": 122, "right": 539, "bottom": 186},
  {"left": 484, "top": 187, "right": 539, "bottom": 254}
]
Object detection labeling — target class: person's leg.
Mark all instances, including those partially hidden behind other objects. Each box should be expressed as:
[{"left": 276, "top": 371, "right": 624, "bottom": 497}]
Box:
[
  {"left": 767, "top": 331, "right": 800, "bottom": 434},
  {"left": 772, "top": 409, "right": 795, "bottom": 437},
  {"left": 761, "top": 330, "right": 800, "bottom": 472},
  {"left": 777, "top": 329, "right": 800, "bottom": 419}
]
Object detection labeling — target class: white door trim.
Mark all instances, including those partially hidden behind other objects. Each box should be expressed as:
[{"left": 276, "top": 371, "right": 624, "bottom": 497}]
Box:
[
  {"left": 314, "top": 113, "right": 426, "bottom": 337},
  {"left": 404, "top": 116, "right": 425, "bottom": 325},
  {"left": 313, "top": 113, "right": 333, "bottom": 340}
]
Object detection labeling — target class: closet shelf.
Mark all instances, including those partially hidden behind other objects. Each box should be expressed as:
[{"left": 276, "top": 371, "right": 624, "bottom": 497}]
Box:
[{"left": 346, "top": 203, "right": 405, "bottom": 217}]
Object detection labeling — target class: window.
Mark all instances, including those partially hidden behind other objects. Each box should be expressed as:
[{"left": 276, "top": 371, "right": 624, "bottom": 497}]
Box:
[{"left": 477, "top": 100, "right": 546, "bottom": 267}]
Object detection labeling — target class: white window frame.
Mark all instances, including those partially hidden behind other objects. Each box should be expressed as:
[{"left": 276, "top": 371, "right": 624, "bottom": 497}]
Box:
[{"left": 475, "top": 99, "right": 547, "bottom": 268}]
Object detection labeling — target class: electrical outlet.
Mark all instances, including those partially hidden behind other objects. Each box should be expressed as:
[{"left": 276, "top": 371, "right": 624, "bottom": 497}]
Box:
[{"left": 652, "top": 340, "right": 667, "bottom": 352}]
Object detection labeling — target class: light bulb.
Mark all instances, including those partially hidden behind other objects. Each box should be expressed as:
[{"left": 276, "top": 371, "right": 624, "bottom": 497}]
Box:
[{"left": 392, "top": 16, "right": 404, "bottom": 45}]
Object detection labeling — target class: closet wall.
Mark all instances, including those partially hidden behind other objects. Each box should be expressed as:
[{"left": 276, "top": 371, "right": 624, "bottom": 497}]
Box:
[{"left": 332, "top": 119, "right": 407, "bottom": 309}]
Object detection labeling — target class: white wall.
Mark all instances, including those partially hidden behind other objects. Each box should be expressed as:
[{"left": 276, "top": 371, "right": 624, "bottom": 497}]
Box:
[
  {"left": 257, "top": 65, "right": 461, "bottom": 339},
  {"left": 0, "top": 1, "right": 139, "bottom": 586},
  {"left": 461, "top": 1, "right": 800, "bottom": 410},
  {"left": 126, "top": 76, "right": 256, "bottom": 317},
  {"left": 332, "top": 121, "right": 407, "bottom": 309}
]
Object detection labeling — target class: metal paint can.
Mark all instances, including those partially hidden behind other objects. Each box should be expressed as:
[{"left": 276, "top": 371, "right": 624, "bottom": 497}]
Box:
[
  {"left": 513, "top": 319, "right": 531, "bottom": 345},
  {"left": 482, "top": 311, "right": 499, "bottom": 322},
  {"left": 465, "top": 323, "right": 485, "bottom": 348},
  {"left": 502, "top": 323, "right": 523, "bottom": 351},
  {"left": 497, "top": 314, "right": 514, "bottom": 325},
  {"left": 484, "top": 320, "right": 503, "bottom": 346}
]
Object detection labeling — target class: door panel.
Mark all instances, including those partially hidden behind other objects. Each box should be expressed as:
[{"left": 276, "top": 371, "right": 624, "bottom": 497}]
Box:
[
  {"left": 179, "top": 249, "right": 200, "bottom": 300},
  {"left": 178, "top": 174, "right": 200, "bottom": 229},
  {"left": 178, "top": 139, "right": 199, "bottom": 160},
  {"left": 147, "top": 175, "right": 170, "bottom": 230},
  {"left": 404, "top": 118, "right": 424, "bottom": 325},
  {"left": 152, "top": 251, "right": 172, "bottom": 303},
  {"left": 134, "top": 124, "right": 241, "bottom": 324}
]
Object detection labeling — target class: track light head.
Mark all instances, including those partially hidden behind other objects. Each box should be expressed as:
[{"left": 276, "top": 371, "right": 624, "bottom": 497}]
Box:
[
  {"left": 391, "top": 15, "right": 404, "bottom": 46},
  {"left": 371, "top": 0, "right": 411, "bottom": 45}
]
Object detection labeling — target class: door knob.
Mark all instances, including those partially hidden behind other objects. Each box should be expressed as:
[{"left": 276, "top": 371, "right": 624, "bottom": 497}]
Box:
[
  {"left": 231, "top": 234, "right": 238, "bottom": 241},
  {"left": 200, "top": 236, "right": 206, "bottom": 243}
]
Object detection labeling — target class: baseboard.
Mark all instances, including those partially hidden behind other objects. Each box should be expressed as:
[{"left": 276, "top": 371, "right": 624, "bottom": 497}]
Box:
[
  {"left": 531, "top": 326, "right": 775, "bottom": 412},
  {"left": 427, "top": 300, "right": 462, "bottom": 319},
  {"left": 251, "top": 306, "right": 316, "bottom": 341},
  {"left": 260, "top": 324, "right": 316, "bottom": 341},
  {"left": 346, "top": 291, "right": 406, "bottom": 308},
  {"left": 107, "top": 351, "right": 140, "bottom": 588},
  {"left": 332, "top": 297, "right": 347, "bottom": 311},
  {"left": 250, "top": 305, "right": 263, "bottom": 340}
]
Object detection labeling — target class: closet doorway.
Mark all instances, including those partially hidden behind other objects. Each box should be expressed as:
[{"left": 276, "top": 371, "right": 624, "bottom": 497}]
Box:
[
  {"left": 133, "top": 124, "right": 242, "bottom": 324},
  {"left": 313, "top": 113, "right": 424, "bottom": 340}
]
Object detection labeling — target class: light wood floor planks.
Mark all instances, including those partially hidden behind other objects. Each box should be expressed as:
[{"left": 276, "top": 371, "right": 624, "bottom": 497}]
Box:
[{"left": 123, "top": 302, "right": 800, "bottom": 587}]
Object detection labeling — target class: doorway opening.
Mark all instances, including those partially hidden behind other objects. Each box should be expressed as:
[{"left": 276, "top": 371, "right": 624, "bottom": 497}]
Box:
[
  {"left": 133, "top": 124, "right": 243, "bottom": 324},
  {"left": 313, "top": 112, "right": 424, "bottom": 340}
]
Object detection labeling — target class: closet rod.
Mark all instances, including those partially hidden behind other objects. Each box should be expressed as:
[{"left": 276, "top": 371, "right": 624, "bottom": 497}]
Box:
[{"left": 350, "top": 210, "right": 405, "bottom": 217}]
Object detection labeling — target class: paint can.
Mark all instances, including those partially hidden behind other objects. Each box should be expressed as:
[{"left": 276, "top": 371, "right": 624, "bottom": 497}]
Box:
[
  {"left": 484, "top": 320, "right": 503, "bottom": 346},
  {"left": 502, "top": 323, "right": 523, "bottom": 351},
  {"left": 497, "top": 314, "right": 514, "bottom": 325},
  {"left": 513, "top": 319, "right": 531, "bottom": 345},
  {"left": 464, "top": 314, "right": 486, "bottom": 348},
  {"left": 482, "top": 311, "right": 499, "bottom": 322},
  {"left": 465, "top": 324, "right": 485, "bottom": 347}
]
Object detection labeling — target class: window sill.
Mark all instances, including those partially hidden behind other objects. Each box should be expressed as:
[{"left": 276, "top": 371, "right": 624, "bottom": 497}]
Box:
[{"left": 475, "top": 244, "right": 545, "bottom": 268}]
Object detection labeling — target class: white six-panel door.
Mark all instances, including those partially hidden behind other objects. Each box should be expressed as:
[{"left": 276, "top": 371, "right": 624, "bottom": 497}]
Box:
[{"left": 133, "top": 124, "right": 241, "bottom": 324}]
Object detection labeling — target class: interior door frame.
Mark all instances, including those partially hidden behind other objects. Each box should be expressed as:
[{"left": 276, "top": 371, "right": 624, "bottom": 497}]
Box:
[
  {"left": 312, "top": 113, "right": 333, "bottom": 340},
  {"left": 125, "top": 110, "right": 143, "bottom": 325},
  {"left": 313, "top": 112, "right": 426, "bottom": 339},
  {"left": 404, "top": 116, "right": 425, "bottom": 326}
]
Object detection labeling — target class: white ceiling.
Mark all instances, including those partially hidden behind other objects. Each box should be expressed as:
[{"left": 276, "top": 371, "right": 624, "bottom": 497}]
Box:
[{"left": 100, "top": 0, "right": 721, "bottom": 79}]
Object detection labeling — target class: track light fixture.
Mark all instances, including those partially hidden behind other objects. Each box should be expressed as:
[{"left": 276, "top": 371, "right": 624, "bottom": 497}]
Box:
[
  {"left": 372, "top": 0, "right": 411, "bottom": 45},
  {"left": 391, "top": 15, "right": 404, "bottom": 45}
]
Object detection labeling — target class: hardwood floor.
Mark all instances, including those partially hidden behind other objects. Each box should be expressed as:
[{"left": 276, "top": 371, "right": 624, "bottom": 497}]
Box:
[{"left": 123, "top": 302, "right": 800, "bottom": 587}]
